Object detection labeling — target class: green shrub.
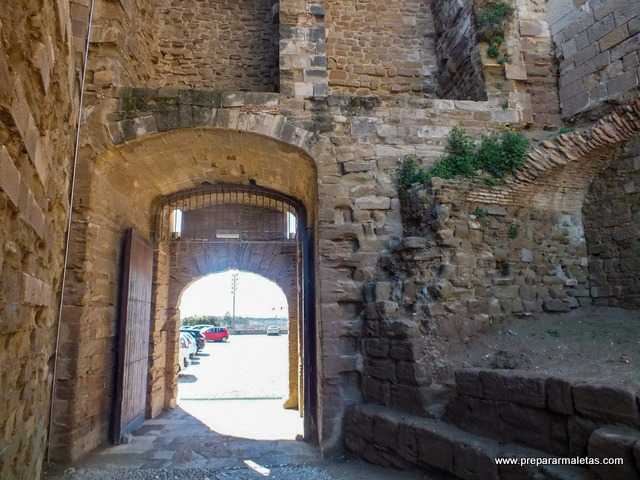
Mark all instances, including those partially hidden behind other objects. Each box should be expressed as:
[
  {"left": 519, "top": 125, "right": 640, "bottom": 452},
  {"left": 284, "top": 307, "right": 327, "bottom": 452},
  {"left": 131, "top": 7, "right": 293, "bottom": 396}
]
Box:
[
  {"left": 476, "top": 1, "right": 514, "bottom": 63},
  {"left": 398, "top": 155, "right": 431, "bottom": 190},
  {"left": 477, "top": 131, "right": 529, "bottom": 178},
  {"left": 429, "top": 127, "right": 478, "bottom": 179},
  {"left": 508, "top": 223, "right": 519, "bottom": 239},
  {"left": 477, "top": 1, "right": 515, "bottom": 40},
  {"left": 472, "top": 207, "right": 488, "bottom": 218},
  {"left": 397, "top": 127, "right": 530, "bottom": 190}
]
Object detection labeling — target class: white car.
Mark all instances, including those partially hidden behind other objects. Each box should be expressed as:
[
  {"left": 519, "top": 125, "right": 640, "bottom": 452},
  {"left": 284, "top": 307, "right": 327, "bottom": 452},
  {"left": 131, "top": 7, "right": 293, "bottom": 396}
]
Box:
[
  {"left": 179, "top": 332, "right": 196, "bottom": 368},
  {"left": 266, "top": 325, "right": 280, "bottom": 336}
]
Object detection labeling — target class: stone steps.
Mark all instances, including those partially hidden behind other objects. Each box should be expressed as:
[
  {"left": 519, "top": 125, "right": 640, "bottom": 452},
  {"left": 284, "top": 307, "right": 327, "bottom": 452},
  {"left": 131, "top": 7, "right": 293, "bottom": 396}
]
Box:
[
  {"left": 445, "top": 368, "right": 640, "bottom": 477},
  {"left": 346, "top": 403, "right": 599, "bottom": 479}
]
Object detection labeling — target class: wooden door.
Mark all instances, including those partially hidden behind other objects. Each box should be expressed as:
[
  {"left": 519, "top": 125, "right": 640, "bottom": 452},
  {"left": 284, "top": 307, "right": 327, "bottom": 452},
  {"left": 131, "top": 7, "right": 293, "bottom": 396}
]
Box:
[{"left": 112, "top": 229, "right": 153, "bottom": 444}]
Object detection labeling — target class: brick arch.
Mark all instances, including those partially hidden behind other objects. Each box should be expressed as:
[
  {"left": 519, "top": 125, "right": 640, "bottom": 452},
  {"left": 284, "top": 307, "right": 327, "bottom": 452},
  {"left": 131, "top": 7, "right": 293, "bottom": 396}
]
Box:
[{"left": 462, "top": 99, "right": 640, "bottom": 211}]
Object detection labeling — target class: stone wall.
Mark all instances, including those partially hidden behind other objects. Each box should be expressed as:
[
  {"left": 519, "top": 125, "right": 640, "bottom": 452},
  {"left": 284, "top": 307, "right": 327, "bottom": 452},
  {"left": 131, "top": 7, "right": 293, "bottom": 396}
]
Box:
[
  {"left": 448, "top": 369, "right": 640, "bottom": 458},
  {"left": 519, "top": 0, "right": 562, "bottom": 128},
  {"left": 153, "top": 0, "right": 279, "bottom": 91},
  {"left": 326, "top": 0, "right": 438, "bottom": 95},
  {"left": 52, "top": 88, "right": 322, "bottom": 461},
  {"left": 549, "top": 0, "right": 640, "bottom": 118},
  {"left": 345, "top": 370, "right": 640, "bottom": 479},
  {"left": 359, "top": 180, "right": 592, "bottom": 415},
  {"left": 584, "top": 137, "right": 640, "bottom": 308},
  {"left": 73, "top": 0, "right": 158, "bottom": 89},
  {"left": 0, "top": 1, "right": 76, "bottom": 479},
  {"left": 432, "top": 0, "right": 486, "bottom": 101}
]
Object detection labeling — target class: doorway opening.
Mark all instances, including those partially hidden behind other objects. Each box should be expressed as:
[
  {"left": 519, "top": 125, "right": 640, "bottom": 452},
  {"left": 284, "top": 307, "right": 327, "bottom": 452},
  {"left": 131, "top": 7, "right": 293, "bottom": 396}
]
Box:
[
  {"left": 177, "top": 271, "right": 302, "bottom": 440},
  {"left": 151, "top": 182, "right": 316, "bottom": 443}
]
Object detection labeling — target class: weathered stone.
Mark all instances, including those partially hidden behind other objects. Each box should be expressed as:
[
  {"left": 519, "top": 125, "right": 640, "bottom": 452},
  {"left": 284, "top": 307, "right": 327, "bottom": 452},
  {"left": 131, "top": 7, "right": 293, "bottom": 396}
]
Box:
[
  {"left": 546, "top": 377, "right": 575, "bottom": 415},
  {"left": 588, "top": 426, "right": 640, "bottom": 480},
  {"left": 573, "top": 384, "right": 639, "bottom": 424},
  {"left": 416, "top": 425, "right": 454, "bottom": 472},
  {"left": 479, "top": 370, "right": 547, "bottom": 408},
  {"left": 455, "top": 369, "right": 483, "bottom": 398}
]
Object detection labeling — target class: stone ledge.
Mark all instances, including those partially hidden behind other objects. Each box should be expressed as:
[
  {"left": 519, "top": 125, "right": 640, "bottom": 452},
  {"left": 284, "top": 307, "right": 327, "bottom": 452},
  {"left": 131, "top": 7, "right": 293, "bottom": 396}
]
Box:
[
  {"left": 345, "top": 403, "right": 598, "bottom": 480},
  {"left": 452, "top": 368, "right": 640, "bottom": 428}
]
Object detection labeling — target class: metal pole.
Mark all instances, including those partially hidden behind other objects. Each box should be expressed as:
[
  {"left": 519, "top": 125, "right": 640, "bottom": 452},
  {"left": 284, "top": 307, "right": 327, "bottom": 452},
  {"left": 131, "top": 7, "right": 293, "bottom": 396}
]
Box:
[
  {"left": 47, "top": 0, "right": 96, "bottom": 463},
  {"left": 231, "top": 271, "right": 239, "bottom": 330}
]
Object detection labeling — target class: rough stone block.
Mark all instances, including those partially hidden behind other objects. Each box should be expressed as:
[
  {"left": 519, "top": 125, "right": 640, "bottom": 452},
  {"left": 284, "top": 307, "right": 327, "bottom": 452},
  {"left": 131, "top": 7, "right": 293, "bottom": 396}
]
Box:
[
  {"left": 543, "top": 298, "right": 571, "bottom": 312},
  {"left": 455, "top": 369, "right": 483, "bottom": 397},
  {"left": 568, "top": 416, "right": 599, "bottom": 456},
  {"left": 389, "top": 341, "right": 414, "bottom": 361},
  {"left": 366, "top": 358, "right": 396, "bottom": 382},
  {"left": 345, "top": 406, "right": 374, "bottom": 441},
  {"left": 363, "top": 338, "right": 389, "bottom": 358},
  {"left": 372, "top": 413, "right": 399, "bottom": 450},
  {"left": 446, "top": 396, "right": 502, "bottom": 439},
  {"left": 362, "top": 376, "right": 390, "bottom": 405},
  {"left": 416, "top": 425, "right": 454, "bottom": 472},
  {"left": 397, "top": 422, "right": 418, "bottom": 463},
  {"left": 547, "top": 377, "right": 575, "bottom": 415},
  {"left": 500, "top": 402, "right": 555, "bottom": 452},
  {"left": 0, "top": 147, "right": 21, "bottom": 208},
  {"left": 396, "top": 362, "right": 431, "bottom": 386},
  {"left": 390, "top": 384, "right": 430, "bottom": 415},
  {"left": 588, "top": 426, "right": 640, "bottom": 480},
  {"left": 354, "top": 196, "right": 391, "bottom": 210},
  {"left": 453, "top": 437, "right": 500, "bottom": 480},
  {"left": 573, "top": 384, "right": 639, "bottom": 424},
  {"left": 479, "top": 370, "right": 547, "bottom": 408}
]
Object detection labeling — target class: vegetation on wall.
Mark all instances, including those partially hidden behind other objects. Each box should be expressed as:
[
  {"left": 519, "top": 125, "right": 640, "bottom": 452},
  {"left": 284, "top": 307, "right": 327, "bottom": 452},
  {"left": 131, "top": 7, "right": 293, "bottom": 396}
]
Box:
[
  {"left": 398, "top": 127, "right": 530, "bottom": 190},
  {"left": 476, "top": 1, "right": 515, "bottom": 64}
]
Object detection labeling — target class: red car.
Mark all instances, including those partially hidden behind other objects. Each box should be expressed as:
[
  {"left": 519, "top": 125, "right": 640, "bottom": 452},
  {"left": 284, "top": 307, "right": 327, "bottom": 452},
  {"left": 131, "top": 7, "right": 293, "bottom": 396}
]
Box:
[{"left": 201, "top": 326, "right": 229, "bottom": 342}]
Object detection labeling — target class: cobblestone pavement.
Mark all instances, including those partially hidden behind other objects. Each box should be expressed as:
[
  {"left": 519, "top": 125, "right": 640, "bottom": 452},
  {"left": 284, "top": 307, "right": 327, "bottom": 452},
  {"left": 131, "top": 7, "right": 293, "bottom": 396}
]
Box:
[
  {"left": 46, "top": 408, "right": 437, "bottom": 480},
  {"left": 46, "top": 337, "right": 441, "bottom": 480}
]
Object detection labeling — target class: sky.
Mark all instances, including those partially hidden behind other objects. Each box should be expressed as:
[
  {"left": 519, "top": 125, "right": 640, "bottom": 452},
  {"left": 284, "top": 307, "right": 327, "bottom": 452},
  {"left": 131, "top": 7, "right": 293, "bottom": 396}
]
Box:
[{"left": 179, "top": 270, "right": 288, "bottom": 319}]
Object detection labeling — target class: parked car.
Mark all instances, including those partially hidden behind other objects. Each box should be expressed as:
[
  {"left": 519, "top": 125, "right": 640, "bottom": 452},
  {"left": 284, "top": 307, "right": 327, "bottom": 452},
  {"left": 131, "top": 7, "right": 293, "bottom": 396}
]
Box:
[
  {"left": 179, "top": 333, "right": 192, "bottom": 368},
  {"left": 180, "top": 327, "right": 206, "bottom": 352},
  {"left": 266, "top": 325, "right": 280, "bottom": 336},
  {"left": 201, "top": 326, "right": 229, "bottom": 342},
  {"left": 191, "top": 324, "right": 214, "bottom": 330}
]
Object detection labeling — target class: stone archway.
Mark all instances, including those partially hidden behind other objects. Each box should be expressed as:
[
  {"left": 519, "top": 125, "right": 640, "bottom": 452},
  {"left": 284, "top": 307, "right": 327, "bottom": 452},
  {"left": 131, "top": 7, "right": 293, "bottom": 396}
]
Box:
[
  {"left": 51, "top": 122, "right": 319, "bottom": 462},
  {"left": 150, "top": 183, "right": 306, "bottom": 415}
]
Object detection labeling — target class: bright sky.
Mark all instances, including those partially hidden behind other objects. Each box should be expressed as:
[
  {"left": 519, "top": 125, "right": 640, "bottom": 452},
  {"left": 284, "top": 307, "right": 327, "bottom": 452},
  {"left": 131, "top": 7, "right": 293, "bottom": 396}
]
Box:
[{"left": 179, "top": 270, "right": 288, "bottom": 319}]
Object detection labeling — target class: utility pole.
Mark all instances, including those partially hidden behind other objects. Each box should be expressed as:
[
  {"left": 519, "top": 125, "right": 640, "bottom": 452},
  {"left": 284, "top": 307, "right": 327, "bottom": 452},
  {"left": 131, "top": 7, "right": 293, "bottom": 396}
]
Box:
[{"left": 231, "top": 271, "right": 239, "bottom": 330}]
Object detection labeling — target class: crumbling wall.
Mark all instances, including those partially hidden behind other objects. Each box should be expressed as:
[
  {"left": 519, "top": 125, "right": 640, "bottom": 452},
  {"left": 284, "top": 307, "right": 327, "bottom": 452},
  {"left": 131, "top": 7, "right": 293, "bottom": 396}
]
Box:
[
  {"left": 584, "top": 137, "right": 640, "bottom": 308},
  {"left": 549, "top": 0, "right": 640, "bottom": 118},
  {"left": 360, "top": 178, "right": 593, "bottom": 414},
  {"left": 153, "top": 0, "right": 279, "bottom": 91},
  {"left": 326, "top": 0, "right": 438, "bottom": 95},
  {"left": 432, "top": 0, "right": 487, "bottom": 101},
  {"left": 0, "top": 1, "right": 76, "bottom": 478}
]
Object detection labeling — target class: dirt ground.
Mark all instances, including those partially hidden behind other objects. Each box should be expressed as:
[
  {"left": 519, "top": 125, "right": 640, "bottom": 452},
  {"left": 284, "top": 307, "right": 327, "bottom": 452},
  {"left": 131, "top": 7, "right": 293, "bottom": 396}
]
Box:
[{"left": 446, "top": 306, "right": 640, "bottom": 388}]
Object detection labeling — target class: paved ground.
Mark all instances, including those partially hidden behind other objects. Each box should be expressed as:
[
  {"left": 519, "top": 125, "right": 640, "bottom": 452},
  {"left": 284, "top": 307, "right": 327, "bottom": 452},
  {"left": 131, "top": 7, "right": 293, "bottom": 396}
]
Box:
[
  {"left": 46, "top": 335, "right": 438, "bottom": 479},
  {"left": 179, "top": 335, "right": 290, "bottom": 400},
  {"left": 46, "top": 405, "right": 435, "bottom": 480}
]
